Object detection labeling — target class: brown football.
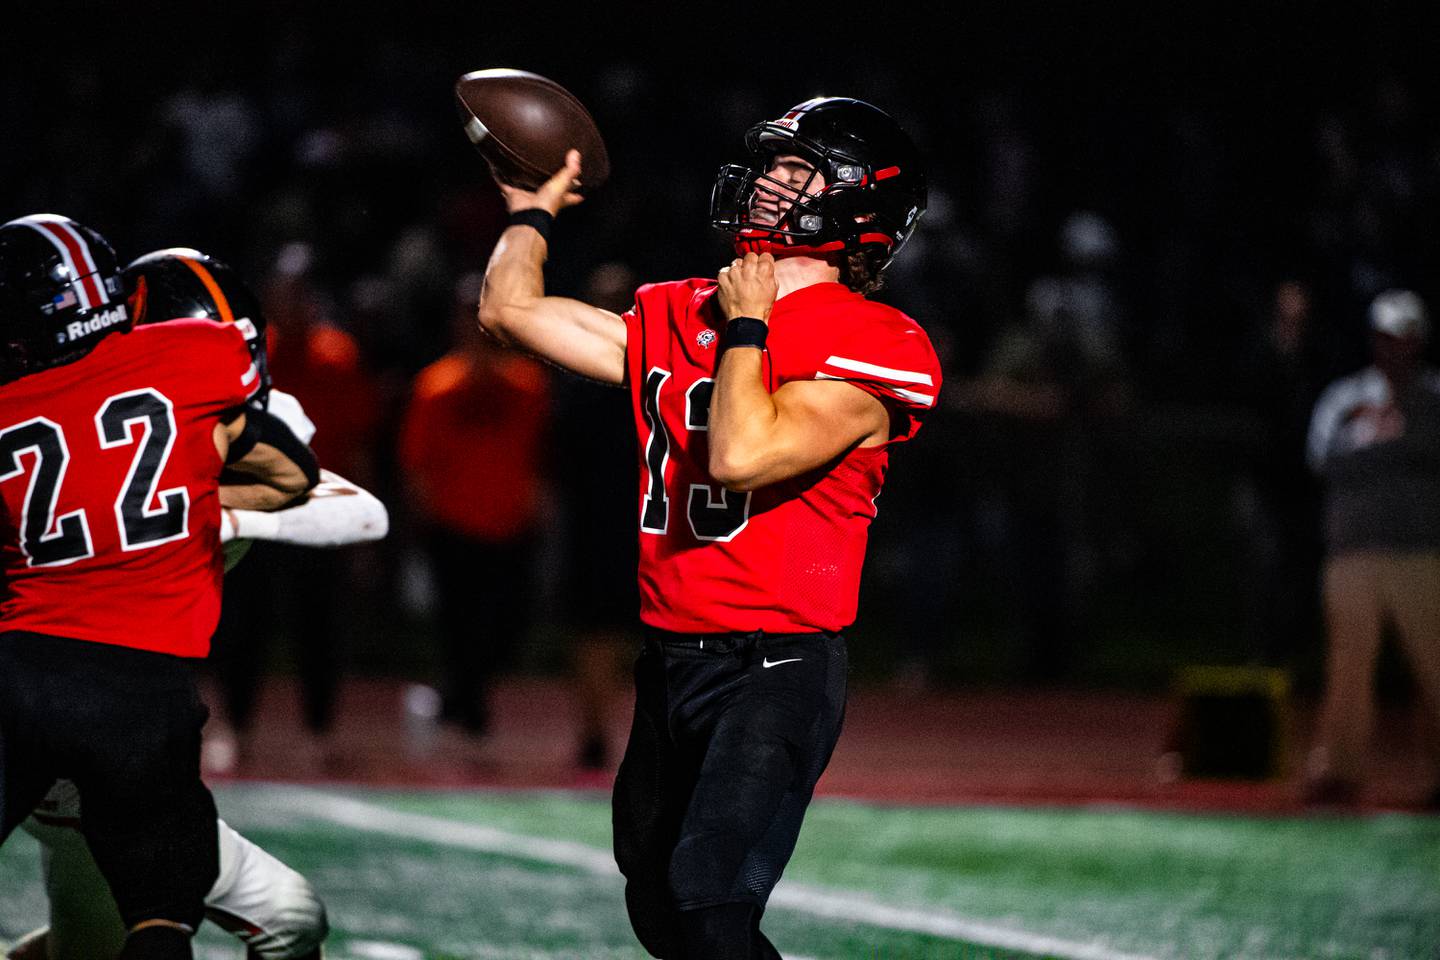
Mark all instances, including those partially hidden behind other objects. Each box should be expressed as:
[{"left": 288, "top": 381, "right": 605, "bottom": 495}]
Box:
[{"left": 454, "top": 68, "right": 610, "bottom": 192}]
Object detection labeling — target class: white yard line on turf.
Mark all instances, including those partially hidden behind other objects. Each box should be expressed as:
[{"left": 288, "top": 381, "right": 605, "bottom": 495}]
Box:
[
  {"left": 268, "top": 787, "right": 1160, "bottom": 960},
  {"left": 279, "top": 785, "right": 618, "bottom": 874},
  {"left": 344, "top": 942, "right": 425, "bottom": 960}
]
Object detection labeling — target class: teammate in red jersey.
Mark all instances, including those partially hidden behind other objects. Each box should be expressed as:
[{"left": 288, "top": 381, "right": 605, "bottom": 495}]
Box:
[
  {"left": 0, "top": 214, "right": 313, "bottom": 960},
  {"left": 3, "top": 246, "right": 380, "bottom": 960},
  {"left": 479, "top": 98, "right": 939, "bottom": 958}
]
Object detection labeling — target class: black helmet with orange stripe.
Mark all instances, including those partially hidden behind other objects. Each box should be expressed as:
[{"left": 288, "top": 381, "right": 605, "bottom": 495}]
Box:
[
  {"left": 124, "top": 248, "right": 271, "bottom": 407},
  {"left": 0, "top": 213, "right": 130, "bottom": 383},
  {"left": 710, "top": 97, "right": 927, "bottom": 272}
]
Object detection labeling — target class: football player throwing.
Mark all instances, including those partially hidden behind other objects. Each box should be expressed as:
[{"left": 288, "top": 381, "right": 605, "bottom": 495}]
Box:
[{"left": 479, "top": 98, "right": 940, "bottom": 959}]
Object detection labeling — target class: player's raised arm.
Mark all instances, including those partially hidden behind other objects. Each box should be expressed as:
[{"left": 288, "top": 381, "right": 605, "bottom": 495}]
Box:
[{"left": 478, "top": 151, "right": 628, "bottom": 385}]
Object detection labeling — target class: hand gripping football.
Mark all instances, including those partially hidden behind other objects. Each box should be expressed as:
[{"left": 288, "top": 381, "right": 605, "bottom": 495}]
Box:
[{"left": 454, "top": 68, "right": 610, "bottom": 192}]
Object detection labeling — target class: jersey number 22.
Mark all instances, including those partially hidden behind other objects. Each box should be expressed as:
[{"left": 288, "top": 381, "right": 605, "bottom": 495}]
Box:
[{"left": 0, "top": 389, "right": 190, "bottom": 566}]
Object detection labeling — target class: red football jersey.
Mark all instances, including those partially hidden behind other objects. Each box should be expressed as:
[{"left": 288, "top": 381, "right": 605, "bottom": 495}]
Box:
[
  {"left": 623, "top": 279, "right": 941, "bottom": 633},
  {"left": 0, "top": 320, "right": 259, "bottom": 657}
]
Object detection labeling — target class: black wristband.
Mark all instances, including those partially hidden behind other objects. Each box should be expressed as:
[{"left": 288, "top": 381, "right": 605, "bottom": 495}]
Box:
[
  {"left": 507, "top": 208, "right": 554, "bottom": 244},
  {"left": 223, "top": 412, "right": 261, "bottom": 464},
  {"left": 721, "top": 316, "right": 769, "bottom": 350},
  {"left": 248, "top": 407, "right": 322, "bottom": 491}
]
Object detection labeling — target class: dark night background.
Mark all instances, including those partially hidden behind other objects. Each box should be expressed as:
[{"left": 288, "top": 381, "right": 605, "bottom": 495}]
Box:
[{"left": 4, "top": 2, "right": 1439, "bottom": 691}]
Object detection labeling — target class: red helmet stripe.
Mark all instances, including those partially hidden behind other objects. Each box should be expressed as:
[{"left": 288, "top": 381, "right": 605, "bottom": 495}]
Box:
[
  {"left": 874, "top": 166, "right": 901, "bottom": 181},
  {"left": 47, "top": 220, "right": 105, "bottom": 306},
  {"left": 24, "top": 217, "right": 106, "bottom": 309},
  {"left": 39, "top": 219, "right": 106, "bottom": 307}
]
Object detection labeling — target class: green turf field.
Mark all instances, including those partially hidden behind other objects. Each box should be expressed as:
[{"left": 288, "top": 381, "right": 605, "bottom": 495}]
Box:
[{"left": 2, "top": 785, "right": 1437, "bottom": 959}]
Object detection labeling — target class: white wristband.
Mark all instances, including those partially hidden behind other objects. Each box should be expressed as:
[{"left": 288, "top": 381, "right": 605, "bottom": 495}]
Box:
[{"left": 230, "top": 509, "right": 282, "bottom": 542}]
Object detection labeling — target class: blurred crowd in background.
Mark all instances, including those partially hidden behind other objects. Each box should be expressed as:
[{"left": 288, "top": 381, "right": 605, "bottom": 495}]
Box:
[{"left": 4, "top": 7, "right": 1438, "bottom": 731}]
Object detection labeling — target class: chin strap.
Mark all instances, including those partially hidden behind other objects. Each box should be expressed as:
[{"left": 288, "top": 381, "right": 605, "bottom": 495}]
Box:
[
  {"left": 734, "top": 227, "right": 894, "bottom": 260},
  {"left": 733, "top": 234, "right": 846, "bottom": 258}
]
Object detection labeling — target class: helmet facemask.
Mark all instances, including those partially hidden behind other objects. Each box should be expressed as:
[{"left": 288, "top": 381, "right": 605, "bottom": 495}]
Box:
[
  {"left": 712, "top": 131, "right": 873, "bottom": 256},
  {"left": 711, "top": 100, "right": 926, "bottom": 276}
]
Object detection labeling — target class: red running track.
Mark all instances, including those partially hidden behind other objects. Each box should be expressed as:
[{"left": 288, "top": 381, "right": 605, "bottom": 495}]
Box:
[{"left": 199, "top": 675, "right": 1436, "bottom": 815}]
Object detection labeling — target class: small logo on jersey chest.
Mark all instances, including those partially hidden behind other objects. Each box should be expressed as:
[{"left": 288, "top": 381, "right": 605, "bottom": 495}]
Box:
[{"left": 696, "top": 329, "right": 717, "bottom": 349}]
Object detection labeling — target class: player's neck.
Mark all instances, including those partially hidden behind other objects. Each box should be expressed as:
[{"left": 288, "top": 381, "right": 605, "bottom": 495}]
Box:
[{"left": 773, "top": 254, "right": 842, "bottom": 301}]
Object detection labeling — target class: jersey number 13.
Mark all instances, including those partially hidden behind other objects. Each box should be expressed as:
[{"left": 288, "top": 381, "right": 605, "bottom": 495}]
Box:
[{"left": 639, "top": 368, "right": 750, "bottom": 543}]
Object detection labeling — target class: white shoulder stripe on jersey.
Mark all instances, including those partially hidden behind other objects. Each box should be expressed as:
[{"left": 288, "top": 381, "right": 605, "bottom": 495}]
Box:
[
  {"left": 816, "top": 371, "right": 935, "bottom": 406},
  {"left": 891, "top": 386, "right": 936, "bottom": 406},
  {"left": 823, "top": 355, "right": 934, "bottom": 386}
]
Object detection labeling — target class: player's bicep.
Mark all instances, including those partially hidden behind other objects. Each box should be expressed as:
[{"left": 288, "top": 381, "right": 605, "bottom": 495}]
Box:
[
  {"left": 484, "top": 295, "right": 627, "bottom": 385},
  {"left": 769, "top": 379, "right": 891, "bottom": 472},
  {"left": 213, "top": 410, "right": 247, "bottom": 462}
]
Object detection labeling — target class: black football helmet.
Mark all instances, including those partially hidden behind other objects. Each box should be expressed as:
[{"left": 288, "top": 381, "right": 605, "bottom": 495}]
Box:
[
  {"left": 124, "top": 248, "right": 271, "bottom": 407},
  {"left": 0, "top": 214, "right": 130, "bottom": 383},
  {"left": 711, "top": 97, "right": 927, "bottom": 269}
]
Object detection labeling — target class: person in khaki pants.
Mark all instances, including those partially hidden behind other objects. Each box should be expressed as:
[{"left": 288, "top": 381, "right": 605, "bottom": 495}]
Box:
[{"left": 1304, "top": 289, "right": 1440, "bottom": 805}]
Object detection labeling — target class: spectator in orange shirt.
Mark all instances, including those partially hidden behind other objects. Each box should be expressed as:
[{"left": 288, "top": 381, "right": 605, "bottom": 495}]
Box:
[
  {"left": 263, "top": 243, "right": 381, "bottom": 481},
  {"left": 399, "top": 273, "right": 552, "bottom": 736},
  {"left": 210, "top": 243, "right": 382, "bottom": 767}
]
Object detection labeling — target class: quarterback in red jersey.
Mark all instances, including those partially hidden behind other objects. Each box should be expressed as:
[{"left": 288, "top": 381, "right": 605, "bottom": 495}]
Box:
[
  {"left": 0, "top": 215, "right": 312, "bottom": 960},
  {"left": 480, "top": 97, "right": 938, "bottom": 959}
]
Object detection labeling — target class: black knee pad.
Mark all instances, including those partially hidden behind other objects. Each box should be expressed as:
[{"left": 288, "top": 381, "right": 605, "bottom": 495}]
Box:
[
  {"left": 677, "top": 902, "right": 782, "bottom": 960},
  {"left": 625, "top": 882, "right": 682, "bottom": 959},
  {"left": 86, "top": 781, "right": 219, "bottom": 931},
  {"left": 669, "top": 828, "right": 752, "bottom": 906}
]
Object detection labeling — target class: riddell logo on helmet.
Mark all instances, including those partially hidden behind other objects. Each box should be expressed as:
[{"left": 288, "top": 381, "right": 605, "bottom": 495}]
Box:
[{"left": 61, "top": 305, "right": 128, "bottom": 343}]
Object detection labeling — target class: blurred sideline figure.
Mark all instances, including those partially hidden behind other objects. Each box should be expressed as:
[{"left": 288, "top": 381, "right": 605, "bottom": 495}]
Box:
[
  {"left": 1304, "top": 289, "right": 1440, "bottom": 806},
  {"left": 1236, "top": 281, "right": 1327, "bottom": 665},
  {"left": 8, "top": 248, "right": 388, "bottom": 960},
  {"left": 947, "top": 212, "right": 1130, "bottom": 681},
  {"left": 398, "top": 272, "right": 550, "bottom": 738},
  {"left": 214, "top": 244, "right": 383, "bottom": 764},
  {"left": 557, "top": 262, "right": 642, "bottom": 768}
]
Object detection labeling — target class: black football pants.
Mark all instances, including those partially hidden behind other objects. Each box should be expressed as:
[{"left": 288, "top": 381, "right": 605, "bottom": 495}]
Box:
[
  {"left": 0, "top": 631, "right": 218, "bottom": 933},
  {"left": 613, "top": 628, "right": 847, "bottom": 960}
]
